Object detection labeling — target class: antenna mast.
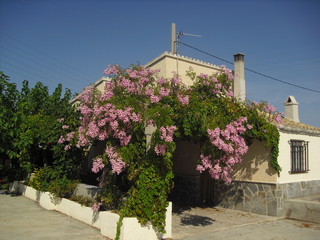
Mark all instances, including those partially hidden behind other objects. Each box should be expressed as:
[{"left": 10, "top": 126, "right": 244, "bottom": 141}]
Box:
[
  {"left": 170, "top": 23, "right": 202, "bottom": 54},
  {"left": 171, "top": 23, "right": 176, "bottom": 54}
]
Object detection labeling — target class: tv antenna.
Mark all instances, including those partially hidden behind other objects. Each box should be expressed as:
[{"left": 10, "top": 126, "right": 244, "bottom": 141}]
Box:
[{"left": 171, "top": 23, "right": 202, "bottom": 54}]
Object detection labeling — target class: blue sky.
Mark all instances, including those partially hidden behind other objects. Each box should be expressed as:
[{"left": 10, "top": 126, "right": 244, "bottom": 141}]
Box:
[{"left": 1, "top": 0, "right": 319, "bottom": 127}]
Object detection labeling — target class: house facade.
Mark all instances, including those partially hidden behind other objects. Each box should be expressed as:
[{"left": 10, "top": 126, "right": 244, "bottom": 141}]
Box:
[
  {"left": 214, "top": 119, "right": 320, "bottom": 217},
  {"left": 145, "top": 51, "right": 320, "bottom": 217},
  {"left": 78, "top": 51, "right": 320, "bottom": 217}
]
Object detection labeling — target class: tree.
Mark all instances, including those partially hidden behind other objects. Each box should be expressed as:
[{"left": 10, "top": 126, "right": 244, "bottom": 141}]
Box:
[
  {"left": 0, "top": 72, "right": 19, "bottom": 180},
  {"left": 0, "top": 72, "right": 82, "bottom": 181}
]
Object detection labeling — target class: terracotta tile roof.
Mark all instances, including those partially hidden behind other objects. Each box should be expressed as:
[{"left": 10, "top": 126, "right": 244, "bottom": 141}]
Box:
[{"left": 278, "top": 118, "right": 320, "bottom": 135}]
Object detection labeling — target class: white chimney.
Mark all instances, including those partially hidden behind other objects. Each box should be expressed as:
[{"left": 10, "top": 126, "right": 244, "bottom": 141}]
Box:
[
  {"left": 284, "top": 96, "right": 300, "bottom": 122},
  {"left": 233, "top": 53, "right": 246, "bottom": 101}
]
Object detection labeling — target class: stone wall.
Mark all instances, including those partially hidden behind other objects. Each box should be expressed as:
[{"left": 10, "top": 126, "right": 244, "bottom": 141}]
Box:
[{"left": 214, "top": 180, "right": 320, "bottom": 217}]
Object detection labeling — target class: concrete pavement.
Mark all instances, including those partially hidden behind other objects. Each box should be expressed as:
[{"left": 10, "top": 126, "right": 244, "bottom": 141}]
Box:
[
  {"left": 172, "top": 204, "right": 320, "bottom": 240},
  {"left": 1, "top": 192, "right": 320, "bottom": 240},
  {"left": 0, "top": 193, "right": 109, "bottom": 240}
]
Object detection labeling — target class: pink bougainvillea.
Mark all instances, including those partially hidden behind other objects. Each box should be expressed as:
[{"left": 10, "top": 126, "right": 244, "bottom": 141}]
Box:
[
  {"left": 159, "top": 126, "right": 177, "bottom": 143},
  {"left": 196, "top": 117, "right": 250, "bottom": 183},
  {"left": 154, "top": 144, "right": 166, "bottom": 156},
  {"left": 92, "top": 157, "right": 105, "bottom": 174},
  {"left": 58, "top": 63, "right": 280, "bottom": 187}
]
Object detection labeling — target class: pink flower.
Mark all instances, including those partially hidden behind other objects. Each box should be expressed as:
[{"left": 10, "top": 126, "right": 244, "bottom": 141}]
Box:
[
  {"left": 159, "top": 87, "right": 170, "bottom": 97},
  {"left": 154, "top": 144, "right": 166, "bottom": 156},
  {"left": 150, "top": 94, "right": 161, "bottom": 103},
  {"left": 120, "top": 135, "right": 131, "bottom": 146},
  {"left": 157, "top": 77, "right": 167, "bottom": 85},
  {"left": 274, "top": 114, "right": 283, "bottom": 124},
  {"left": 171, "top": 76, "right": 181, "bottom": 85},
  {"left": 92, "top": 202, "right": 102, "bottom": 212},
  {"left": 57, "top": 118, "right": 64, "bottom": 123},
  {"left": 160, "top": 126, "right": 177, "bottom": 142},
  {"left": 66, "top": 132, "right": 75, "bottom": 141},
  {"left": 58, "top": 136, "right": 65, "bottom": 144},
  {"left": 86, "top": 122, "right": 99, "bottom": 138},
  {"left": 110, "top": 120, "right": 119, "bottom": 131},
  {"left": 98, "top": 131, "right": 108, "bottom": 141},
  {"left": 62, "top": 125, "right": 69, "bottom": 129},
  {"left": 105, "top": 146, "right": 126, "bottom": 175},
  {"left": 178, "top": 94, "right": 189, "bottom": 105},
  {"left": 196, "top": 165, "right": 205, "bottom": 173},
  {"left": 92, "top": 157, "right": 105, "bottom": 173},
  {"left": 110, "top": 158, "right": 126, "bottom": 175},
  {"left": 199, "top": 73, "right": 208, "bottom": 79},
  {"left": 104, "top": 65, "right": 119, "bottom": 75},
  {"left": 131, "top": 112, "right": 141, "bottom": 122},
  {"left": 64, "top": 145, "right": 71, "bottom": 151},
  {"left": 263, "top": 104, "right": 276, "bottom": 113}
]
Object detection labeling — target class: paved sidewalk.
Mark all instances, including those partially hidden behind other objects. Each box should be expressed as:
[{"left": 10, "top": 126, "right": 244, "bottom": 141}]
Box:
[
  {"left": 1, "top": 193, "right": 320, "bottom": 240},
  {"left": 0, "top": 194, "right": 109, "bottom": 240},
  {"left": 172, "top": 204, "right": 320, "bottom": 240}
]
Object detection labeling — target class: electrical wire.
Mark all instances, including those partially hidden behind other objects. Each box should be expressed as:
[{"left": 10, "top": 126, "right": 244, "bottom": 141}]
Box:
[
  {"left": 0, "top": 53, "right": 86, "bottom": 90},
  {"left": 0, "top": 32, "right": 95, "bottom": 80},
  {"left": 177, "top": 41, "right": 320, "bottom": 94},
  {"left": 0, "top": 43, "right": 89, "bottom": 85}
]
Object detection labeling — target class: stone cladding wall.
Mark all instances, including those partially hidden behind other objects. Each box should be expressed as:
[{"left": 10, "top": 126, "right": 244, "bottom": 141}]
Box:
[{"left": 214, "top": 180, "right": 320, "bottom": 217}]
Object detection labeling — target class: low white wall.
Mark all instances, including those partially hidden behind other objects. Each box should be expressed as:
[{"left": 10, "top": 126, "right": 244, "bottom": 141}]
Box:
[
  {"left": 17, "top": 183, "right": 172, "bottom": 240},
  {"left": 278, "top": 131, "right": 320, "bottom": 184}
]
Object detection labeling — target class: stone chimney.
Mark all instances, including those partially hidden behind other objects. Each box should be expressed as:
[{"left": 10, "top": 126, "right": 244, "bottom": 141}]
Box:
[
  {"left": 284, "top": 96, "right": 300, "bottom": 122},
  {"left": 233, "top": 53, "right": 246, "bottom": 101}
]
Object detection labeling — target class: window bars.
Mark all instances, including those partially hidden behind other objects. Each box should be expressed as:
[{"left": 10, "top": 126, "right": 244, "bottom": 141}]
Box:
[{"left": 289, "top": 139, "right": 309, "bottom": 173}]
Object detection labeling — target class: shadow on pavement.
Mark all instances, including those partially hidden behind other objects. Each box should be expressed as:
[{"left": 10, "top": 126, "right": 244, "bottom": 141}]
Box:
[{"left": 180, "top": 214, "right": 215, "bottom": 226}]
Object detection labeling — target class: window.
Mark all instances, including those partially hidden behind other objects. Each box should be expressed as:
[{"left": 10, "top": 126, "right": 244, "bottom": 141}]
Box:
[{"left": 289, "top": 140, "right": 309, "bottom": 173}]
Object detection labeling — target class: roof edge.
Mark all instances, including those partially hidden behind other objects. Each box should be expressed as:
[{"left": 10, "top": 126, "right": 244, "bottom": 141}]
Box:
[{"left": 144, "top": 51, "right": 221, "bottom": 70}]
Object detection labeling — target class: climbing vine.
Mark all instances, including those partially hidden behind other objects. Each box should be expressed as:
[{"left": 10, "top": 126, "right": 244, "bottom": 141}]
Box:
[{"left": 59, "top": 64, "right": 282, "bottom": 238}]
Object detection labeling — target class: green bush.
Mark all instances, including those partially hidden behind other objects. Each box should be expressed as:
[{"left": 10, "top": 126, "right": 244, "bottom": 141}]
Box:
[
  {"left": 29, "top": 167, "right": 79, "bottom": 198},
  {"left": 29, "top": 167, "right": 53, "bottom": 192},
  {"left": 69, "top": 195, "right": 95, "bottom": 207},
  {"left": 47, "top": 178, "right": 79, "bottom": 198}
]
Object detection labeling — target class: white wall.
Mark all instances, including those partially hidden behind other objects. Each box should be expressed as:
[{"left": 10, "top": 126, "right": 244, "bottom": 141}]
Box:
[
  {"left": 277, "top": 130, "right": 320, "bottom": 183},
  {"left": 232, "top": 139, "right": 278, "bottom": 183},
  {"left": 145, "top": 52, "right": 220, "bottom": 86}
]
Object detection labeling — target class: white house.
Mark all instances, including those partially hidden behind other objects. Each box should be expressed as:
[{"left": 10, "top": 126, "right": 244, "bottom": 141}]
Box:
[
  {"left": 77, "top": 50, "right": 320, "bottom": 218},
  {"left": 144, "top": 51, "right": 320, "bottom": 217}
]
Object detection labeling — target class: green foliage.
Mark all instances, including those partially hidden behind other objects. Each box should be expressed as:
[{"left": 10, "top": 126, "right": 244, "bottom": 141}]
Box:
[
  {"left": 47, "top": 178, "right": 79, "bottom": 198},
  {"left": 123, "top": 163, "right": 173, "bottom": 232},
  {"left": 69, "top": 195, "right": 95, "bottom": 207},
  {"left": 0, "top": 72, "right": 20, "bottom": 179},
  {"left": 29, "top": 167, "right": 53, "bottom": 192},
  {"left": 29, "top": 166, "right": 79, "bottom": 198},
  {"left": 0, "top": 71, "right": 83, "bottom": 183}
]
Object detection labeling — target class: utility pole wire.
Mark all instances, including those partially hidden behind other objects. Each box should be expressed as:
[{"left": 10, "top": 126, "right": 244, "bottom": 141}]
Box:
[{"left": 177, "top": 41, "right": 320, "bottom": 94}]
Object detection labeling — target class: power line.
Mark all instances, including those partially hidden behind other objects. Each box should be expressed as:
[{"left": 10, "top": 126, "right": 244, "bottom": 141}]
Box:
[
  {"left": 1, "top": 61, "right": 58, "bottom": 90},
  {"left": 177, "top": 41, "right": 233, "bottom": 65},
  {"left": 0, "top": 52, "right": 86, "bottom": 90},
  {"left": 0, "top": 43, "right": 89, "bottom": 85},
  {"left": 177, "top": 41, "right": 320, "bottom": 94},
  {"left": 0, "top": 32, "right": 96, "bottom": 80}
]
